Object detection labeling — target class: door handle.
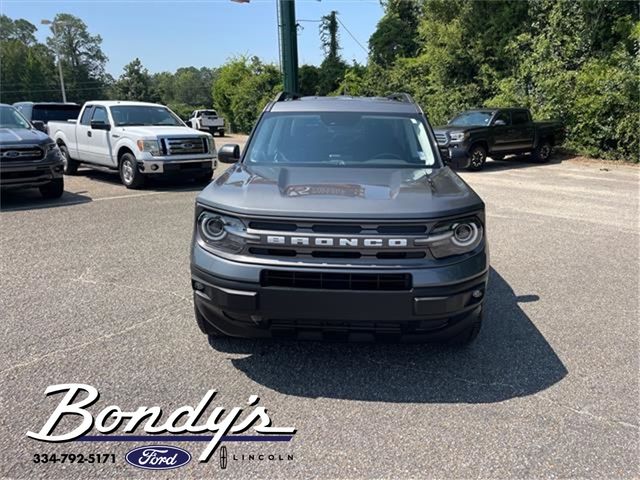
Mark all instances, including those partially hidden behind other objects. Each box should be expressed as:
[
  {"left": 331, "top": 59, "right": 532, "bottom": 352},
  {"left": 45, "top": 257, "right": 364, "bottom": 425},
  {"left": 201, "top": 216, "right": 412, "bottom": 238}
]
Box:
[{"left": 87, "top": 131, "right": 92, "bottom": 137}]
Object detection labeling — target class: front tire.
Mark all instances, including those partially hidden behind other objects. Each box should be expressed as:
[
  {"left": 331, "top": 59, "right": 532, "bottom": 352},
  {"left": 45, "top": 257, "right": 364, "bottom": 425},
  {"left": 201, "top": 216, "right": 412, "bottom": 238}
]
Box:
[
  {"left": 39, "top": 177, "right": 64, "bottom": 199},
  {"left": 60, "top": 145, "right": 79, "bottom": 175},
  {"left": 468, "top": 145, "right": 487, "bottom": 171},
  {"left": 119, "top": 152, "right": 145, "bottom": 189},
  {"left": 532, "top": 140, "right": 552, "bottom": 163}
]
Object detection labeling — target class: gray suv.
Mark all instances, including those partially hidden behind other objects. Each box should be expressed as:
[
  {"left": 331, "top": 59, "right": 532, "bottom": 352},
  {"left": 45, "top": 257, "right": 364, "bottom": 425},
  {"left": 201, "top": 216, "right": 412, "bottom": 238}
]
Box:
[{"left": 191, "top": 93, "right": 489, "bottom": 344}]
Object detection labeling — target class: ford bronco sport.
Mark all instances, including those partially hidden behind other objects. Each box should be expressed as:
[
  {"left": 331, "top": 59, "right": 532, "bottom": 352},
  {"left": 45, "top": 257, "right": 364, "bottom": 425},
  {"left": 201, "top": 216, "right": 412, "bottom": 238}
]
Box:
[{"left": 191, "top": 93, "right": 489, "bottom": 344}]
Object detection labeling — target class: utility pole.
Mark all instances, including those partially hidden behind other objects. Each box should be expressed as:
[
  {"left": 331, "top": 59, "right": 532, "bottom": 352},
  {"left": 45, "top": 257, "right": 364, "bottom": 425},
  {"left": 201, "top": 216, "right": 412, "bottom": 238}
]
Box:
[
  {"left": 278, "top": 0, "right": 299, "bottom": 95},
  {"left": 231, "top": 0, "right": 299, "bottom": 95},
  {"left": 41, "top": 19, "right": 67, "bottom": 103}
]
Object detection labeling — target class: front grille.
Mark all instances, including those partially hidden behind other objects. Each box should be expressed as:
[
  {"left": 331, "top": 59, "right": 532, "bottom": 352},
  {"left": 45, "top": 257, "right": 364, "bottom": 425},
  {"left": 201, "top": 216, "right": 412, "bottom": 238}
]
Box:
[
  {"left": 261, "top": 270, "right": 412, "bottom": 291},
  {"left": 247, "top": 221, "right": 427, "bottom": 235},
  {"left": 0, "top": 145, "right": 44, "bottom": 161},
  {"left": 244, "top": 218, "right": 431, "bottom": 262},
  {"left": 434, "top": 132, "right": 448, "bottom": 145},
  {"left": 165, "top": 137, "right": 207, "bottom": 155}
]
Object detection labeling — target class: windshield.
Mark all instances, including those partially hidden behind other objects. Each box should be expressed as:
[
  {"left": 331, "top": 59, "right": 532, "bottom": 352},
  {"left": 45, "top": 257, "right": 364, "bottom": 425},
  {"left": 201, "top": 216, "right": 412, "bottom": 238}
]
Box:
[
  {"left": 245, "top": 112, "right": 438, "bottom": 168},
  {"left": 0, "top": 106, "right": 31, "bottom": 129},
  {"left": 449, "top": 111, "right": 493, "bottom": 127},
  {"left": 32, "top": 105, "right": 82, "bottom": 123},
  {"left": 110, "top": 105, "right": 183, "bottom": 126}
]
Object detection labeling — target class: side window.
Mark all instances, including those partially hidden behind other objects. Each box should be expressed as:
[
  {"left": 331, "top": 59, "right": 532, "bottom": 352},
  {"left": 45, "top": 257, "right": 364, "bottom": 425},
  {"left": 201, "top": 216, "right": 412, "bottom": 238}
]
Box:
[
  {"left": 512, "top": 111, "right": 529, "bottom": 125},
  {"left": 493, "top": 111, "right": 510, "bottom": 126},
  {"left": 91, "top": 107, "right": 108, "bottom": 124},
  {"left": 80, "top": 106, "right": 93, "bottom": 125}
]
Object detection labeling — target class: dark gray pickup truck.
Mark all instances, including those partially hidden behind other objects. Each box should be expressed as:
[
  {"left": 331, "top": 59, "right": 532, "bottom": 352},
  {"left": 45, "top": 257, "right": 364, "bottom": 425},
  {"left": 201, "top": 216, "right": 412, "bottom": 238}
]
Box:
[
  {"left": 191, "top": 93, "right": 489, "bottom": 344},
  {"left": 0, "top": 104, "right": 64, "bottom": 199},
  {"left": 434, "top": 108, "right": 565, "bottom": 170}
]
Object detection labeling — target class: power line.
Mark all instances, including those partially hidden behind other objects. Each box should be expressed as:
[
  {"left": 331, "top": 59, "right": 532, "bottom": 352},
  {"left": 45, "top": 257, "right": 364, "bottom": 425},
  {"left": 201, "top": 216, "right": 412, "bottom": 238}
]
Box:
[{"left": 336, "top": 15, "right": 369, "bottom": 55}]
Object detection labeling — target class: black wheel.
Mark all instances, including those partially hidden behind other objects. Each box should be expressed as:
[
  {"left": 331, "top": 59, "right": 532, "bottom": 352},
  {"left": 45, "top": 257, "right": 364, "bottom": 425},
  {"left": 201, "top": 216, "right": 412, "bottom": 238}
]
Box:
[
  {"left": 119, "top": 152, "right": 145, "bottom": 189},
  {"left": 218, "top": 130, "right": 225, "bottom": 137},
  {"left": 532, "top": 140, "right": 552, "bottom": 163},
  {"left": 194, "top": 299, "right": 227, "bottom": 337},
  {"left": 468, "top": 145, "right": 487, "bottom": 171},
  {"left": 39, "top": 177, "right": 64, "bottom": 199},
  {"left": 59, "top": 144, "right": 79, "bottom": 175},
  {"left": 448, "top": 307, "right": 483, "bottom": 346}
]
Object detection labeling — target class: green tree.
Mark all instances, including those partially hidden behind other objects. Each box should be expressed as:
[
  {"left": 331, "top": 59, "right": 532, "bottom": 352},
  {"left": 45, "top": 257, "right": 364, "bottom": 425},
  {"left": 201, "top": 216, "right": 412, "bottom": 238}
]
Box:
[
  {"left": 0, "top": 15, "right": 37, "bottom": 45},
  {"left": 212, "top": 56, "right": 281, "bottom": 133},
  {"left": 45, "top": 13, "right": 109, "bottom": 102},
  {"left": 299, "top": 64, "right": 320, "bottom": 96},
  {"left": 112, "top": 58, "right": 159, "bottom": 102},
  {"left": 317, "top": 11, "right": 347, "bottom": 95},
  {"left": 369, "top": 0, "right": 421, "bottom": 67}
]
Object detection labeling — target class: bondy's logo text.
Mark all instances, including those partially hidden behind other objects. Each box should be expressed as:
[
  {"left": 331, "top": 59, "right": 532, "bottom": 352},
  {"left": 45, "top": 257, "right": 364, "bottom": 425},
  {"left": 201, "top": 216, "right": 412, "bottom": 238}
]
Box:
[
  {"left": 27, "top": 384, "right": 296, "bottom": 462},
  {"left": 125, "top": 446, "right": 191, "bottom": 470}
]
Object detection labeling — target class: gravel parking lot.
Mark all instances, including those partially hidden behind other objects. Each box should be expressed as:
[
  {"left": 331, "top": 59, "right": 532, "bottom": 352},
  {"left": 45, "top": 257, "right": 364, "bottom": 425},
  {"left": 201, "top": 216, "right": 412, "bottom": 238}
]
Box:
[{"left": 1, "top": 137, "right": 638, "bottom": 479}]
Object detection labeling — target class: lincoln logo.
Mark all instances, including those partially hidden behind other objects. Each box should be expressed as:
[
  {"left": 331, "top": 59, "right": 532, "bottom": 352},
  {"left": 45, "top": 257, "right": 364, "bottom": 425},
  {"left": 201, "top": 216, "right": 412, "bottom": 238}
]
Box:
[
  {"left": 219, "top": 446, "right": 228, "bottom": 469},
  {"left": 265, "top": 235, "right": 408, "bottom": 248}
]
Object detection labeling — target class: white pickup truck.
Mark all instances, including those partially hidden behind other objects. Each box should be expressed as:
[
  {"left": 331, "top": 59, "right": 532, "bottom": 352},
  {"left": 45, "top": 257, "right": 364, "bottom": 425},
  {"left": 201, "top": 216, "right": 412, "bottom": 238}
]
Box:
[
  {"left": 49, "top": 101, "right": 216, "bottom": 188},
  {"left": 187, "top": 109, "right": 225, "bottom": 136}
]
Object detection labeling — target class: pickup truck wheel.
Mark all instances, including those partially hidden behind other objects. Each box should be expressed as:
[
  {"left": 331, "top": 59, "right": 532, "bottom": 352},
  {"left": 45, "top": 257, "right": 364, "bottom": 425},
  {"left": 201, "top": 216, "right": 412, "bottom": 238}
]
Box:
[
  {"left": 217, "top": 129, "right": 225, "bottom": 137},
  {"left": 468, "top": 145, "right": 487, "bottom": 171},
  {"left": 60, "top": 145, "right": 79, "bottom": 175},
  {"left": 532, "top": 141, "right": 552, "bottom": 163},
  {"left": 39, "top": 178, "right": 64, "bottom": 199},
  {"left": 119, "top": 152, "right": 145, "bottom": 189}
]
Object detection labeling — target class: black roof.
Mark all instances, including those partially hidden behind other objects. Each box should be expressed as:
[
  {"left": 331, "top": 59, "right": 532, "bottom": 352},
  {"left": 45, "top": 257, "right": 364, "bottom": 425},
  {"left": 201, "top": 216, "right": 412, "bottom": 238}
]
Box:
[{"left": 268, "top": 94, "right": 422, "bottom": 114}]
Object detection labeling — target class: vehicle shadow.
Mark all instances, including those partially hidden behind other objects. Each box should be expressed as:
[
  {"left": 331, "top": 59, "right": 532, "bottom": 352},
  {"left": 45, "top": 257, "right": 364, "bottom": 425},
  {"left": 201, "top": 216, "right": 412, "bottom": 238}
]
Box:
[
  {"left": 207, "top": 268, "right": 567, "bottom": 403},
  {"left": 468, "top": 152, "right": 570, "bottom": 173},
  {"left": 0, "top": 188, "right": 92, "bottom": 212},
  {"left": 74, "top": 168, "right": 210, "bottom": 192}
]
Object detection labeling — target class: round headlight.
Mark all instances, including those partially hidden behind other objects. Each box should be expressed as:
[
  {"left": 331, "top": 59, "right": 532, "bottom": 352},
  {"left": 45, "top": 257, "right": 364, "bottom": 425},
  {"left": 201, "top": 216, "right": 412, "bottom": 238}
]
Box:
[
  {"left": 452, "top": 222, "right": 478, "bottom": 246},
  {"left": 202, "top": 216, "right": 226, "bottom": 241}
]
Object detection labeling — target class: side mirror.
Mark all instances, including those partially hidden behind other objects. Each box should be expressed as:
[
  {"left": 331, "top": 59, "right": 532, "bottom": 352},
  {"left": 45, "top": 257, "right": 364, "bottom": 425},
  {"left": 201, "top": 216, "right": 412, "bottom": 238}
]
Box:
[
  {"left": 218, "top": 144, "right": 240, "bottom": 163},
  {"left": 90, "top": 121, "right": 111, "bottom": 131},
  {"left": 493, "top": 119, "right": 506, "bottom": 126},
  {"left": 32, "top": 120, "right": 46, "bottom": 133},
  {"left": 443, "top": 147, "right": 469, "bottom": 170}
]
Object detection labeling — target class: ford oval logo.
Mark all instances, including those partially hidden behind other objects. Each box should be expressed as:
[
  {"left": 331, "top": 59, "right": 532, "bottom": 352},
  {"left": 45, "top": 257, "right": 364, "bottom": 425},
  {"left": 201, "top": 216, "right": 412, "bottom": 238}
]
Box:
[{"left": 125, "top": 445, "right": 191, "bottom": 470}]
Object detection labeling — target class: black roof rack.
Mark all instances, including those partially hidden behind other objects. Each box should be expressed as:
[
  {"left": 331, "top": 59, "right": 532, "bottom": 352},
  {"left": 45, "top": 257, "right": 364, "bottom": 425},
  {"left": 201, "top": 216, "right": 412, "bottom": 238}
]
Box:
[
  {"left": 273, "top": 91, "right": 301, "bottom": 102},
  {"left": 386, "top": 93, "right": 416, "bottom": 104}
]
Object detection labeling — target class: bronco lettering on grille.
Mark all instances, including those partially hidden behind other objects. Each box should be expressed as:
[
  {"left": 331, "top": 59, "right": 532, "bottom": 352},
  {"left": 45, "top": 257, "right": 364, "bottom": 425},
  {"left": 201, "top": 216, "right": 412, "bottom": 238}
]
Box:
[{"left": 265, "top": 236, "right": 408, "bottom": 248}]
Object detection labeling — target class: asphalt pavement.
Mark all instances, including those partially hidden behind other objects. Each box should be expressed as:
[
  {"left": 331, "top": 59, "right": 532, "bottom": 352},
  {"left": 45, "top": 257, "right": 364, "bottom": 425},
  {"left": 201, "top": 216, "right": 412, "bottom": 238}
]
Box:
[{"left": 1, "top": 139, "right": 638, "bottom": 479}]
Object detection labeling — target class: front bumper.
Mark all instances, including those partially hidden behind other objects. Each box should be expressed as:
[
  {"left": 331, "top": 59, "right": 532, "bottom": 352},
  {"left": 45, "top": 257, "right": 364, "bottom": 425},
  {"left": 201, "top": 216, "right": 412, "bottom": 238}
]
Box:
[
  {"left": 191, "top": 243, "right": 489, "bottom": 341},
  {"left": 0, "top": 158, "right": 63, "bottom": 189},
  {"left": 137, "top": 157, "right": 216, "bottom": 175}
]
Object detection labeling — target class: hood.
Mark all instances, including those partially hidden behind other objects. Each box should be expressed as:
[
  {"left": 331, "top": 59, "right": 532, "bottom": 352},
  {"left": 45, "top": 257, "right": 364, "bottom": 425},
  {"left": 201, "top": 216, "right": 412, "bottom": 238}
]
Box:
[
  {"left": 433, "top": 125, "right": 472, "bottom": 134},
  {"left": 114, "top": 126, "right": 207, "bottom": 138},
  {"left": 0, "top": 127, "right": 50, "bottom": 145},
  {"left": 197, "top": 164, "right": 483, "bottom": 220}
]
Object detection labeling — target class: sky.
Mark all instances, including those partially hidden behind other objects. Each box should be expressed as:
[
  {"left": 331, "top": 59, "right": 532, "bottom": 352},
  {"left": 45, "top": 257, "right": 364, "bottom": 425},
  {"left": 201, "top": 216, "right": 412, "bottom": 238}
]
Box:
[{"left": 1, "top": 0, "right": 384, "bottom": 76}]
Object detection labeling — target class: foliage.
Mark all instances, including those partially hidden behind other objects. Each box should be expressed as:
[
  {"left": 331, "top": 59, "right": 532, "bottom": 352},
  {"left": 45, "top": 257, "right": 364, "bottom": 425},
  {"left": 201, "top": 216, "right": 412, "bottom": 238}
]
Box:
[
  {"left": 369, "top": 0, "right": 421, "bottom": 67},
  {"left": 111, "top": 58, "right": 159, "bottom": 102},
  {"left": 211, "top": 56, "right": 281, "bottom": 133},
  {"left": 366, "top": 0, "right": 639, "bottom": 161},
  {"left": 45, "top": 13, "right": 109, "bottom": 102}
]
